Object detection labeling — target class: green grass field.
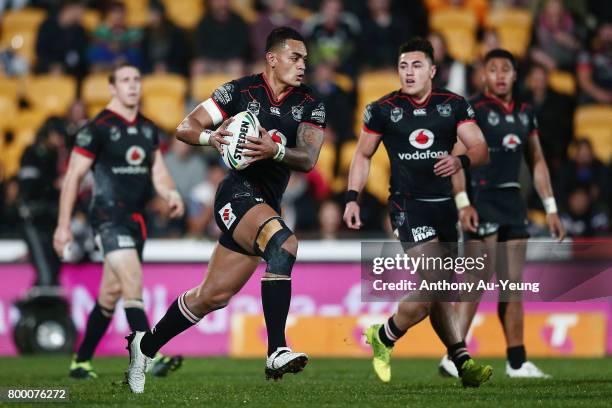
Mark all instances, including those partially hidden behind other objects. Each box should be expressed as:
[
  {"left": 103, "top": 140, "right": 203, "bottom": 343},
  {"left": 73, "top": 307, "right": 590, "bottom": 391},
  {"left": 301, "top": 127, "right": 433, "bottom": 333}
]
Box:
[{"left": 0, "top": 356, "right": 611, "bottom": 407}]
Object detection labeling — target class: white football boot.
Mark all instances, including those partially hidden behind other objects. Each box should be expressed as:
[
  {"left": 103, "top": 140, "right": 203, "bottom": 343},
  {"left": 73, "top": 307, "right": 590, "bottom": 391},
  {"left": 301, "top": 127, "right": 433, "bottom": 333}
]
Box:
[
  {"left": 125, "top": 332, "right": 152, "bottom": 393},
  {"left": 265, "top": 347, "right": 308, "bottom": 380},
  {"left": 438, "top": 354, "right": 459, "bottom": 378},
  {"left": 506, "top": 361, "right": 551, "bottom": 378}
]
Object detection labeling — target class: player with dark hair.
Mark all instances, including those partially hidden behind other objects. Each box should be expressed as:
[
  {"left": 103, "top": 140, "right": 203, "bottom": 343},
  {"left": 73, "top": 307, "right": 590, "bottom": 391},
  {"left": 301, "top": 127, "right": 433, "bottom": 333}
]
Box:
[
  {"left": 125, "top": 27, "right": 326, "bottom": 393},
  {"left": 54, "top": 63, "right": 185, "bottom": 379},
  {"left": 344, "top": 37, "right": 492, "bottom": 387},
  {"left": 438, "top": 48, "right": 565, "bottom": 379}
]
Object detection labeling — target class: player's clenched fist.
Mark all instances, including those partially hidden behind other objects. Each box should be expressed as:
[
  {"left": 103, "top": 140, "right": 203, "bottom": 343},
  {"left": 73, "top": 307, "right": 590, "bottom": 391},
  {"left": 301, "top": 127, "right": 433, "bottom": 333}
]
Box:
[{"left": 343, "top": 202, "right": 363, "bottom": 230}]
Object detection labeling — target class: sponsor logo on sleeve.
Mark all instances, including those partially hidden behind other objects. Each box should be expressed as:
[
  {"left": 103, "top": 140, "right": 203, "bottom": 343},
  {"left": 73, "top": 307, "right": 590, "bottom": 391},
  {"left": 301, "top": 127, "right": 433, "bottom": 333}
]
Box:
[
  {"left": 213, "top": 82, "right": 234, "bottom": 105},
  {"left": 76, "top": 128, "right": 92, "bottom": 146},
  {"left": 310, "top": 102, "right": 326, "bottom": 124}
]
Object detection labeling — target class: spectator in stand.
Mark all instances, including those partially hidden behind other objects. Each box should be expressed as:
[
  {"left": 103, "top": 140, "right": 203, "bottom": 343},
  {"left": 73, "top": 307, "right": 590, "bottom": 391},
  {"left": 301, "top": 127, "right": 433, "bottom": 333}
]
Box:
[
  {"left": 522, "top": 63, "right": 575, "bottom": 174},
  {"left": 141, "top": 2, "right": 189, "bottom": 75},
  {"left": 467, "top": 29, "right": 501, "bottom": 96},
  {"left": 556, "top": 139, "right": 609, "bottom": 212},
  {"left": 429, "top": 31, "right": 466, "bottom": 96},
  {"left": 36, "top": 0, "right": 88, "bottom": 78},
  {"left": 303, "top": 0, "right": 361, "bottom": 77},
  {"left": 88, "top": 1, "right": 143, "bottom": 71},
  {"left": 187, "top": 162, "right": 226, "bottom": 238},
  {"left": 251, "top": 0, "right": 302, "bottom": 67},
  {"left": 192, "top": 0, "right": 249, "bottom": 76},
  {"left": 359, "top": 0, "right": 410, "bottom": 70},
  {"left": 560, "top": 187, "right": 609, "bottom": 237},
  {"left": 530, "top": 0, "right": 581, "bottom": 71},
  {"left": 577, "top": 22, "right": 612, "bottom": 104},
  {"left": 163, "top": 138, "right": 207, "bottom": 204},
  {"left": 318, "top": 199, "right": 342, "bottom": 240},
  {"left": 310, "top": 62, "right": 353, "bottom": 148}
]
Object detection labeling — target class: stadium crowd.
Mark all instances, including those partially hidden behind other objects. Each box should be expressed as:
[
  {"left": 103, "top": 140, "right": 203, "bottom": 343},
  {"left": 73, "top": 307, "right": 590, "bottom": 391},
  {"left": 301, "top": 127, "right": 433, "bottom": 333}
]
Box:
[{"left": 0, "top": 0, "right": 611, "bottom": 244}]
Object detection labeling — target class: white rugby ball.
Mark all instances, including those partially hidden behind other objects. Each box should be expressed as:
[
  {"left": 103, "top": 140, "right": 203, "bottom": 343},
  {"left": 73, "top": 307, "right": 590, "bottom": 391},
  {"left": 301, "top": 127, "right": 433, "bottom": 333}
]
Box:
[{"left": 222, "top": 110, "right": 260, "bottom": 170}]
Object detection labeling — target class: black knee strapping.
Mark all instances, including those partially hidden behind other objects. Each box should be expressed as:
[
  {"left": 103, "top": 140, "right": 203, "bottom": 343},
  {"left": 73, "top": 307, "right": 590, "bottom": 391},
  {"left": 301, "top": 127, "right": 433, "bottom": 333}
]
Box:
[{"left": 254, "top": 217, "right": 296, "bottom": 276}]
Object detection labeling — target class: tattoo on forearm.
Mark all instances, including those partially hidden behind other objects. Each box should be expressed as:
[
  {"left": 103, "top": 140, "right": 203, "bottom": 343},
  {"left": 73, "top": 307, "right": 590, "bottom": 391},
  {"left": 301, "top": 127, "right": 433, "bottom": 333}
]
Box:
[{"left": 281, "top": 124, "right": 324, "bottom": 172}]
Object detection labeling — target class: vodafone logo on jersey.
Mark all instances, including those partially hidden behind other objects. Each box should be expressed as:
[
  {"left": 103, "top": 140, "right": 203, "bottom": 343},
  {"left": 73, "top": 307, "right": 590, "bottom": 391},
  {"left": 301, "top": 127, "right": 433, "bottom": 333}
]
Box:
[
  {"left": 126, "top": 146, "right": 146, "bottom": 165},
  {"left": 502, "top": 134, "right": 521, "bottom": 151},
  {"left": 409, "top": 129, "right": 435, "bottom": 149}
]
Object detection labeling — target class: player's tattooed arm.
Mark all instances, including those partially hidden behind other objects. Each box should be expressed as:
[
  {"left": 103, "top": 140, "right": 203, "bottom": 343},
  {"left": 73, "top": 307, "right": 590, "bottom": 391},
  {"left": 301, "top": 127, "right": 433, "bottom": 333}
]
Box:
[
  {"left": 244, "top": 123, "right": 324, "bottom": 172},
  {"left": 282, "top": 123, "right": 324, "bottom": 172},
  {"left": 175, "top": 105, "right": 232, "bottom": 153}
]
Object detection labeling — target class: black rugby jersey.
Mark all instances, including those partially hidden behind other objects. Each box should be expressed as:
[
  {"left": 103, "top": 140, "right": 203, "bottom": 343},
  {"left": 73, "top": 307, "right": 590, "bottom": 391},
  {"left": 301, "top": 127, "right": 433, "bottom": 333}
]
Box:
[
  {"left": 208, "top": 73, "right": 326, "bottom": 205},
  {"left": 73, "top": 109, "right": 159, "bottom": 224},
  {"left": 363, "top": 88, "right": 476, "bottom": 199},
  {"left": 469, "top": 93, "right": 538, "bottom": 190}
]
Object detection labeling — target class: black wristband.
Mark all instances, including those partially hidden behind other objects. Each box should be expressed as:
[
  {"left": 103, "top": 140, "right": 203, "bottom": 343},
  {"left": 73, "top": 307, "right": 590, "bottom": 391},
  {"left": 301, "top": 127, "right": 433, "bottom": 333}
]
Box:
[
  {"left": 345, "top": 190, "right": 359, "bottom": 204},
  {"left": 458, "top": 154, "right": 471, "bottom": 169}
]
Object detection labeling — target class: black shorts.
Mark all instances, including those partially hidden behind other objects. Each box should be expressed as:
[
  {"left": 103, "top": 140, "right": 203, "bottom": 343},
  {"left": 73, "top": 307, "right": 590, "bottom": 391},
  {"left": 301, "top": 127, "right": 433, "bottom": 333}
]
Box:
[
  {"left": 94, "top": 213, "right": 147, "bottom": 259},
  {"left": 213, "top": 173, "right": 280, "bottom": 256},
  {"left": 388, "top": 195, "right": 458, "bottom": 245},
  {"left": 466, "top": 188, "right": 529, "bottom": 242}
]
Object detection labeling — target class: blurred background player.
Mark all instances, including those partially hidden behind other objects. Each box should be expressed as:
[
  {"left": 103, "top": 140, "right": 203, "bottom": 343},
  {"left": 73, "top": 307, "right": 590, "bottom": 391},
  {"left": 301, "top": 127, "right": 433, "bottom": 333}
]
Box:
[
  {"left": 439, "top": 49, "right": 565, "bottom": 379},
  {"left": 343, "top": 38, "right": 491, "bottom": 387},
  {"left": 125, "top": 27, "right": 326, "bottom": 393},
  {"left": 53, "top": 64, "right": 185, "bottom": 379}
]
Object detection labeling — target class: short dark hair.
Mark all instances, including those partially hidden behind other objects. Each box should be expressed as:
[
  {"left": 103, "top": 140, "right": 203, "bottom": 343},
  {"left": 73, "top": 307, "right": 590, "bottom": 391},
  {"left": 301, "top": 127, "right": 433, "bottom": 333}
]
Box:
[
  {"left": 399, "top": 37, "right": 435, "bottom": 64},
  {"left": 484, "top": 48, "right": 517, "bottom": 70},
  {"left": 108, "top": 63, "right": 140, "bottom": 84},
  {"left": 265, "top": 26, "right": 305, "bottom": 53}
]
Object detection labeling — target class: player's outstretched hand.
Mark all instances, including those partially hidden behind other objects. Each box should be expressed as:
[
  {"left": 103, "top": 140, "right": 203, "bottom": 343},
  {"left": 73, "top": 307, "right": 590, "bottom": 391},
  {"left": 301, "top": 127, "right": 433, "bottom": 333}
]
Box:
[
  {"left": 243, "top": 126, "right": 278, "bottom": 164},
  {"left": 210, "top": 118, "right": 233, "bottom": 154},
  {"left": 459, "top": 205, "right": 479, "bottom": 233},
  {"left": 433, "top": 155, "right": 462, "bottom": 177},
  {"left": 547, "top": 213, "right": 566, "bottom": 241},
  {"left": 343, "top": 202, "right": 363, "bottom": 230},
  {"left": 167, "top": 190, "right": 185, "bottom": 219},
  {"left": 53, "top": 225, "right": 73, "bottom": 258}
]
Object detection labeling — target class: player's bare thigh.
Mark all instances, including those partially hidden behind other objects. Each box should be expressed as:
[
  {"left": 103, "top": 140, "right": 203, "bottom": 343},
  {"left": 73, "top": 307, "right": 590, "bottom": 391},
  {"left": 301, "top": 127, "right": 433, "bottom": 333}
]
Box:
[
  {"left": 98, "top": 259, "right": 122, "bottom": 310},
  {"left": 104, "top": 249, "right": 143, "bottom": 300},
  {"left": 185, "top": 243, "right": 260, "bottom": 315}
]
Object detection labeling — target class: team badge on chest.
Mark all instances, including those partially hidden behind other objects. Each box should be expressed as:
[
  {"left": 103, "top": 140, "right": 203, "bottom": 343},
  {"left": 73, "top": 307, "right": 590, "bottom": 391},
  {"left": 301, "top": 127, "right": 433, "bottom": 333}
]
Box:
[
  {"left": 247, "top": 101, "right": 260, "bottom": 116},
  {"left": 436, "top": 104, "right": 452, "bottom": 117},
  {"left": 291, "top": 105, "right": 304, "bottom": 121},
  {"left": 518, "top": 112, "right": 529, "bottom": 127},
  {"left": 390, "top": 107, "right": 403, "bottom": 123},
  {"left": 487, "top": 111, "right": 500, "bottom": 126}
]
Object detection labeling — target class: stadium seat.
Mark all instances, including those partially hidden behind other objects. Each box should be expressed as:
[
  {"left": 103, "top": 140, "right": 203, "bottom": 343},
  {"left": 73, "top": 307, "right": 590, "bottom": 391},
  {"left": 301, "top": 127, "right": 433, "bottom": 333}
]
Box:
[
  {"left": 367, "top": 145, "right": 390, "bottom": 203},
  {"left": 9, "top": 109, "right": 48, "bottom": 143},
  {"left": 23, "top": 75, "right": 77, "bottom": 116},
  {"left": 0, "top": 77, "right": 20, "bottom": 102},
  {"left": 141, "top": 95, "right": 186, "bottom": 132},
  {"left": 528, "top": 209, "right": 547, "bottom": 226},
  {"left": 574, "top": 105, "right": 612, "bottom": 162},
  {"left": 192, "top": 74, "right": 235, "bottom": 103},
  {"left": 429, "top": 9, "right": 478, "bottom": 63},
  {"left": 339, "top": 140, "right": 357, "bottom": 176},
  {"left": 122, "top": 0, "right": 150, "bottom": 28},
  {"left": 548, "top": 70, "right": 576, "bottom": 95},
  {"left": 485, "top": 8, "right": 532, "bottom": 58},
  {"left": 231, "top": 0, "right": 258, "bottom": 24},
  {"left": 1, "top": 140, "right": 28, "bottom": 178},
  {"left": 1, "top": 8, "right": 46, "bottom": 35},
  {"left": 82, "top": 73, "right": 112, "bottom": 107},
  {"left": 81, "top": 9, "right": 101, "bottom": 32},
  {"left": 0, "top": 29, "right": 38, "bottom": 65},
  {"left": 315, "top": 143, "right": 336, "bottom": 188},
  {"left": 0, "top": 95, "right": 19, "bottom": 130},
  {"left": 355, "top": 70, "right": 398, "bottom": 134},
  {"left": 162, "top": 0, "right": 205, "bottom": 30},
  {"left": 142, "top": 74, "right": 188, "bottom": 100}
]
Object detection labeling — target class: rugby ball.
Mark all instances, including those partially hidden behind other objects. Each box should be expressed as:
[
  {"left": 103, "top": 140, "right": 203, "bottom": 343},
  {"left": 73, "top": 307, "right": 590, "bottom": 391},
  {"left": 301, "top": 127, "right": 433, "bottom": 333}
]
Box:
[{"left": 221, "top": 110, "right": 260, "bottom": 170}]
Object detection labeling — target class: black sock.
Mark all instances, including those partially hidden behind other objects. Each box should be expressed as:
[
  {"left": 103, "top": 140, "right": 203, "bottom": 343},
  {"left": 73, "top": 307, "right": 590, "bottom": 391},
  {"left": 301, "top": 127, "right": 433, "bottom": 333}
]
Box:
[
  {"left": 507, "top": 345, "right": 527, "bottom": 369},
  {"left": 124, "top": 299, "right": 150, "bottom": 332},
  {"left": 76, "top": 303, "right": 114, "bottom": 362},
  {"left": 378, "top": 316, "right": 406, "bottom": 347},
  {"left": 140, "top": 292, "right": 200, "bottom": 358},
  {"left": 261, "top": 278, "right": 291, "bottom": 356},
  {"left": 448, "top": 341, "right": 471, "bottom": 375}
]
